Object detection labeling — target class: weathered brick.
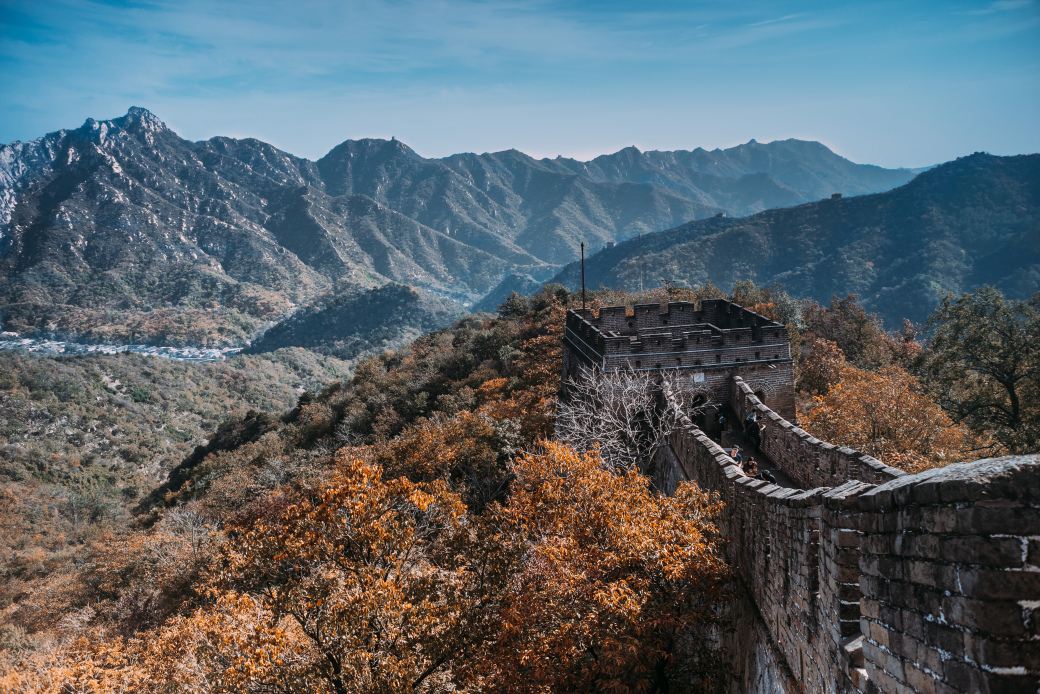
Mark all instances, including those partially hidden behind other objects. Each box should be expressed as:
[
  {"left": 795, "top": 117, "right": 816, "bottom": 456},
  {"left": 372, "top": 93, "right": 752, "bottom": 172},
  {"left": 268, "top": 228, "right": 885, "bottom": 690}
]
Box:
[
  {"left": 942, "top": 596, "right": 1028, "bottom": 637},
  {"left": 962, "top": 630, "right": 1040, "bottom": 670},
  {"left": 1028, "top": 538, "right": 1040, "bottom": 567},
  {"left": 956, "top": 567, "right": 1040, "bottom": 600},
  {"left": 922, "top": 621, "right": 965, "bottom": 654},
  {"left": 941, "top": 535, "right": 1025, "bottom": 567},
  {"left": 941, "top": 660, "right": 976, "bottom": 691},
  {"left": 904, "top": 662, "right": 940, "bottom": 694},
  {"left": 907, "top": 559, "right": 957, "bottom": 589},
  {"left": 865, "top": 665, "right": 906, "bottom": 693},
  {"left": 957, "top": 506, "right": 1040, "bottom": 535}
]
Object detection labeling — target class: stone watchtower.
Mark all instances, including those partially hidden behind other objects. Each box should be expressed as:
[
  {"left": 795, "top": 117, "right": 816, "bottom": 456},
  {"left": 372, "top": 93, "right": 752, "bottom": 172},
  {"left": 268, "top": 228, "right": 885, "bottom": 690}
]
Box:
[{"left": 562, "top": 299, "right": 796, "bottom": 421}]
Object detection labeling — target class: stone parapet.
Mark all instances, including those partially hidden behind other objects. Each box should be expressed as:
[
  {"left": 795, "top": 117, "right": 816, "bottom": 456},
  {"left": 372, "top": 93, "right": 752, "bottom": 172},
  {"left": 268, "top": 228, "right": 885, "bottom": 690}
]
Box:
[
  {"left": 851, "top": 456, "right": 1040, "bottom": 694},
  {"left": 663, "top": 382, "right": 1040, "bottom": 692},
  {"left": 731, "top": 377, "right": 903, "bottom": 489}
]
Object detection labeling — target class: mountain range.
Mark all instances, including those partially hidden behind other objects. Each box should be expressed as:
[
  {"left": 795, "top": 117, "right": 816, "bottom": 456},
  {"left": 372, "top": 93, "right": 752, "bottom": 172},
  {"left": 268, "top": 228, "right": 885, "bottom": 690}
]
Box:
[
  {"left": 552, "top": 153, "right": 1040, "bottom": 325},
  {"left": 0, "top": 107, "right": 917, "bottom": 346}
]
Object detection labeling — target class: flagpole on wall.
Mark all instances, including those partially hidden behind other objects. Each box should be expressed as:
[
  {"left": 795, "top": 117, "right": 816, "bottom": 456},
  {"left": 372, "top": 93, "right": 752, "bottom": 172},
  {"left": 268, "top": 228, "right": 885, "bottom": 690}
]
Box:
[{"left": 580, "top": 242, "right": 587, "bottom": 310}]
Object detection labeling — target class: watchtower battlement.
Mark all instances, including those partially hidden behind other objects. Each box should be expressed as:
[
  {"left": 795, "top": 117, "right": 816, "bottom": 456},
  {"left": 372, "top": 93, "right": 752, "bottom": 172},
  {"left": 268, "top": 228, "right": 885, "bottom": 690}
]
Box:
[{"left": 563, "top": 299, "right": 796, "bottom": 420}]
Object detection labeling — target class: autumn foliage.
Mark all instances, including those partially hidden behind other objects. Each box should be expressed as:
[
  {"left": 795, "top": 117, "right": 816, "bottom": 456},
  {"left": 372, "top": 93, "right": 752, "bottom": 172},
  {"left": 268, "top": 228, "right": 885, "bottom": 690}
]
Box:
[
  {"left": 0, "top": 288, "right": 730, "bottom": 693},
  {"left": 12, "top": 446, "right": 726, "bottom": 692},
  {"left": 801, "top": 364, "right": 979, "bottom": 472},
  {"left": 481, "top": 443, "right": 727, "bottom": 692},
  {"left": 4, "top": 284, "right": 1027, "bottom": 692}
]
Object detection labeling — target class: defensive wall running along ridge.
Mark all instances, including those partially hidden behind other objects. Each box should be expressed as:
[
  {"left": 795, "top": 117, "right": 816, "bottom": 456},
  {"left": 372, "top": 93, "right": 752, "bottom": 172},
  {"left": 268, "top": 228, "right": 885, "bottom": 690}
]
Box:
[
  {"left": 561, "top": 301, "right": 1040, "bottom": 692},
  {"left": 663, "top": 378, "right": 1040, "bottom": 693}
]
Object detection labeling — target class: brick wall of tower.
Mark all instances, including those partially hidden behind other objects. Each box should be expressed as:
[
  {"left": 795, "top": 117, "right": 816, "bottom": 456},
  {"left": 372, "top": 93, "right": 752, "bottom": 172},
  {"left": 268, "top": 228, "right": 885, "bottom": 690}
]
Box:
[{"left": 561, "top": 301, "right": 796, "bottom": 420}]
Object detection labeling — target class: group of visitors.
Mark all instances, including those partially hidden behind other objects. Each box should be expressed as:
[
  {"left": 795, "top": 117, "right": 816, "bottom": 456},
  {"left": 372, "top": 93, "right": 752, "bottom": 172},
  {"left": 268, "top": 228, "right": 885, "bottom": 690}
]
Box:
[
  {"left": 714, "top": 407, "right": 775, "bottom": 483},
  {"left": 716, "top": 409, "right": 763, "bottom": 438},
  {"left": 727, "top": 445, "right": 776, "bottom": 484}
]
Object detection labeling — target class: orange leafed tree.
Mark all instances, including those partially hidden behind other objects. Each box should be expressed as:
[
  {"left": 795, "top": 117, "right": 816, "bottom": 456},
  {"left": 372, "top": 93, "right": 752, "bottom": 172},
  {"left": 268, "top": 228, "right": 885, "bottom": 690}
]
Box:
[
  {"left": 372, "top": 409, "right": 514, "bottom": 511},
  {"left": 200, "top": 452, "right": 514, "bottom": 693},
  {"left": 797, "top": 335, "right": 847, "bottom": 395},
  {"left": 474, "top": 442, "right": 729, "bottom": 692},
  {"left": 32, "top": 443, "right": 730, "bottom": 693},
  {"left": 801, "top": 364, "right": 980, "bottom": 472}
]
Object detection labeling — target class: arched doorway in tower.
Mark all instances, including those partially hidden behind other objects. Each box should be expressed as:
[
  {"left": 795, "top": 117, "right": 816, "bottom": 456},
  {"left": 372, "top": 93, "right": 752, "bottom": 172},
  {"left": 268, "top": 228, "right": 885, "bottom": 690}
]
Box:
[{"left": 754, "top": 390, "right": 766, "bottom": 406}]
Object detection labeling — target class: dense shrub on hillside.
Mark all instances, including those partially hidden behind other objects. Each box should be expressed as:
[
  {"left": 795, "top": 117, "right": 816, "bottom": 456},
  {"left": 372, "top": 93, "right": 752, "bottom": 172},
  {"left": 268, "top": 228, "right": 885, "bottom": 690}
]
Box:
[{"left": 925, "top": 287, "right": 1040, "bottom": 453}]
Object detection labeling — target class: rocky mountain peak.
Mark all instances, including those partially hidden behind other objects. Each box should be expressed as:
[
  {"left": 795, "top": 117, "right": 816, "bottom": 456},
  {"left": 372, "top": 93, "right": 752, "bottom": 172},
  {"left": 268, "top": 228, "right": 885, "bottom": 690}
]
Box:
[
  {"left": 76, "top": 107, "right": 169, "bottom": 148},
  {"left": 122, "top": 106, "right": 167, "bottom": 131}
]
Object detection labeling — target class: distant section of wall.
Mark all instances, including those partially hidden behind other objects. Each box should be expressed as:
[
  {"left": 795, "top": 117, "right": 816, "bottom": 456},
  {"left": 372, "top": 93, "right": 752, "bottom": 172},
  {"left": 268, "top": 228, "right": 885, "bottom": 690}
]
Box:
[
  {"left": 663, "top": 382, "right": 1040, "bottom": 693},
  {"left": 730, "top": 377, "right": 903, "bottom": 489}
]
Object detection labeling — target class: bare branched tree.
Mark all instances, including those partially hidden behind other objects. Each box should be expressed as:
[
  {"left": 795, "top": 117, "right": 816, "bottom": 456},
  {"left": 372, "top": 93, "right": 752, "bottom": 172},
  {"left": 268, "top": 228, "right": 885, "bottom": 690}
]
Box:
[
  {"left": 556, "top": 366, "right": 711, "bottom": 473},
  {"left": 164, "top": 503, "right": 214, "bottom": 562}
]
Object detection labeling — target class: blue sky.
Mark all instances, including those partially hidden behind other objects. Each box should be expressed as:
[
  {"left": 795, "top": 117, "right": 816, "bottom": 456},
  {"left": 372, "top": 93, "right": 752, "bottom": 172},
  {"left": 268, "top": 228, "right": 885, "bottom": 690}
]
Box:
[{"left": 1, "top": 0, "right": 1038, "bottom": 167}]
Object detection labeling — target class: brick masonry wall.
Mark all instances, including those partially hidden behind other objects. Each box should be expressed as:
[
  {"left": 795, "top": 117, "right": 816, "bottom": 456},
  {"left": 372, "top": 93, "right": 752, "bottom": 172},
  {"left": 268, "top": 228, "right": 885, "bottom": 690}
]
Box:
[
  {"left": 850, "top": 458, "right": 1040, "bottom": 693},
  {"left": 730, "top": 377, "right": 902, "bottom": 488},
  {"left": 667, "top": 408, "right": 856, "bottom": 693},
  {"left": 662, "top": 382, "right": 1040, "bottom": 693}
]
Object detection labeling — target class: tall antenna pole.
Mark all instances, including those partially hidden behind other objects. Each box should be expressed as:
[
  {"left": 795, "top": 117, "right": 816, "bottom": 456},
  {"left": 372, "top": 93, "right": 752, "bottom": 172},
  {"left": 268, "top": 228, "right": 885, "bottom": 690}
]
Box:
[{"left": 580, "top": 242, "right": 587, "bottom": 310}]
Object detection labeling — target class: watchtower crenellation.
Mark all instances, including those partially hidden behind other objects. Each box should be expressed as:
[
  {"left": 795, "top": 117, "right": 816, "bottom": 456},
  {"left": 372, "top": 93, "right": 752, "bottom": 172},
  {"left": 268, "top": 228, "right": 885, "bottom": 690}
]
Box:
[{"left": 563, "top": 299, "right": 796, "bottom": 420}]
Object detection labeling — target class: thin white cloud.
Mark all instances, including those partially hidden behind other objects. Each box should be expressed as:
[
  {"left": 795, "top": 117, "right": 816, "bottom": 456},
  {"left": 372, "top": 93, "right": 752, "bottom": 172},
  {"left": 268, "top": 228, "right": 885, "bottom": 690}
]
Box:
[
  {"left": 747, "top": 13, "right": 804, "bottom": 27},
  {"left": 964, "top": 0, "right": 1035, "bottom": 15},
  {"left": 0, "top": 0, "right": 1037, "bottom": 167}
]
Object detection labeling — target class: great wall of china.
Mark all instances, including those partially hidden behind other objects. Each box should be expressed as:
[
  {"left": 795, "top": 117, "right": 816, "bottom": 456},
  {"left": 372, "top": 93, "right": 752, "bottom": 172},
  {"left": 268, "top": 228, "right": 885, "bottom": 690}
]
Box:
[{"left": 563, "top": 301, "right": 1040, "bottom": 693}]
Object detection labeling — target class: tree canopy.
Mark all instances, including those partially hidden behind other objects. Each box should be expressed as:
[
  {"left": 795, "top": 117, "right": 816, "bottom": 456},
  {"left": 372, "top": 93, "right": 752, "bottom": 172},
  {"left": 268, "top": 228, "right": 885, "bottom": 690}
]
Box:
[{"left": 926, "top": 287, "right": 1040, "bottom": 453}]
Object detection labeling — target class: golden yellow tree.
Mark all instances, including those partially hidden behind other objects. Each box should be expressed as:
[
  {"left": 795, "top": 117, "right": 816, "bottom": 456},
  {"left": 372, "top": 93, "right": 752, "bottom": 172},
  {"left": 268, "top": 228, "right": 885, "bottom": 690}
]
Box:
[
  {"left": 798, "top": 336, "right": 847, "bottom": 395},
  {"left": 472, "top": 442, "right": 729, "bottom": 692},
  {"left": 196, "top": 451, "right": 516, "bottom": 693},
  {"left": 802, "top": 364, "right": 980, "bottom": 472}
]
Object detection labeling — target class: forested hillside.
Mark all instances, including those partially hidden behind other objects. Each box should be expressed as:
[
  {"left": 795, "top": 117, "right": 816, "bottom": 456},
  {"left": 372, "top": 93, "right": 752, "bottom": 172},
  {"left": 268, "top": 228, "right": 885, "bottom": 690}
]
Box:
[
  {"left": 553, "top": 153, "right": 1040, "bottom": 325},
  {"left": 247, "top": 284, "right": 463, "bottom": 359},
  {"left": 0, "top": 347, "right": 351, "bottom": 651},
  {"left": 4, "top": 283, "right": 1034, "bottom": 691}
]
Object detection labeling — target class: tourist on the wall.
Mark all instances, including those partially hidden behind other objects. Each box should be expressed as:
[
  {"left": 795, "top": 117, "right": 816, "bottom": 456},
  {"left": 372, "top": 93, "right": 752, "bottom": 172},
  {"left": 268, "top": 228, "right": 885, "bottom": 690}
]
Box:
[
  {"left": 744, "top": 410, "right": 761, "bottom": 446},
  {"left": 744, "top": 458, "right": 759, "bottom": 477},
  {"left": 743, "top": 410, "right": 757, "bottom": 432}
]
